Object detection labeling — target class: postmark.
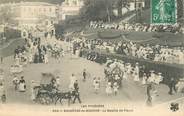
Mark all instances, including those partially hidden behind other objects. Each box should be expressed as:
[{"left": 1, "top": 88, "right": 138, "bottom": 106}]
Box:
[{"left": 151, "top": 0, "right": 177, "bottom": 24}]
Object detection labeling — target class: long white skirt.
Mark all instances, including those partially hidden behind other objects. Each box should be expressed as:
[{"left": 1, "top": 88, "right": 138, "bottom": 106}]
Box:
[
  {"left": 123, "top": 73, "right": 128, "bottom": 80},
  {"left": 31, "top": 88, "right": 36, "bottom": 100},
  {"left": 106, "top": 86, "right": 112, "bottom": 95},
  {"left": 19, "top": 83, "right": 26, "bottom": 92},
  {"left": 142, "top": 77, "right": 146, "bottom": 85},
  {"left": 134, "top": 75, "right": 140, "bottom": 82}
]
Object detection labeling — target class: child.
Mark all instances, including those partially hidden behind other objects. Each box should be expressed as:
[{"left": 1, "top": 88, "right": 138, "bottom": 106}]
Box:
[
  {"left": 142, "top": 73, "right": 147, "bottom": 85},
  {"left": 12, "top": 76, "right": 19, "bottom": 91},
  {"left": 113, "top": 82, "right": 119, "bottom": 96},
  {"left": 106, "top": 82, "right": 112, "bottom": 96},
  {"left": 94, "top": 79, "right": 100, "bottom": 94}
]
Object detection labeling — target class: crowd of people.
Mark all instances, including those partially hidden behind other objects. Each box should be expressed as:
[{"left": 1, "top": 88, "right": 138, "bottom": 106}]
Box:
[
  {"left": 63, "top": 36, "right": 184, "bottom": 65},
  {"left": 89, "top": 21, "right": 184, "bottom": 34},
  {"left": 1, "top": 18, "right": 184, "bottom": 107},
  {"left": 0, "top": 69, "right": 6, "bottom": 103}
]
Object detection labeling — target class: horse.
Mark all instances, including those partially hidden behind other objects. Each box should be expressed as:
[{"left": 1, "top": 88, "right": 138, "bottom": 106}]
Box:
[{"left": 55, "top": 90, "right": 76, "bottom": 106}]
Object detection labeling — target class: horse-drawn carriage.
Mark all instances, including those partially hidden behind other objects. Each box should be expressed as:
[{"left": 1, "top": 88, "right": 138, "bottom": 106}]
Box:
[
  {"left": 33, "top": 73, "right": 57, "bottom": 105},
  {"left": 34, "top": 73, "right": 79, "bottom": 105}
]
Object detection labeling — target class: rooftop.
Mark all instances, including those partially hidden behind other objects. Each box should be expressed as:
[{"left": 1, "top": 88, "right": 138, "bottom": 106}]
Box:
[{"left": 17, "top": 2, "right": 56, "bottom": 6}]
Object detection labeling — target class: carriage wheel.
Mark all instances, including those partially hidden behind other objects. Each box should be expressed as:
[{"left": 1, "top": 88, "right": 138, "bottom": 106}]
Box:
[
  {"left": 38, "top": 94, "right": 52, "bottom": 105},
  {"left": 45, "top": 96, "right": 52, "bottom": 105},
  {"left": 39, "top": 97, "right": 46, "bottom": 104}
]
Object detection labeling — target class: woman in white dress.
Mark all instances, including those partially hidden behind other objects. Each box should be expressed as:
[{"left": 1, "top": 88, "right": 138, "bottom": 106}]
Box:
[
  {"left": 75, "top": 48, "right": 80, "bottom": 58},
  {"left": 148, "top": 71, "right": 155, "bottom": 83},
  {"left": 44, "top": 54, "right": 49, "bottom": 64},
  {"left": 15, "top": 55, "right": 20, "bottom": 65},
  {"left": 126, "top": 63, "right": 132, "bottom": 78},
  {"left": 113, "top": 82, "right": 119, "bottom": 96},
  {"left": 69, "top": 74, "right": 76, "bottom": 90},
  {"left": 123, "top": 70, "right": 128, "bottom": 80},
  {"left": 133, "top": 71, "right": 140, "bottom": 82},
  {"left": 30, "top": 80, "right": 36, "bottom": 101},
  {"left": 93, "top": 79, "right": 100, "bottom": 94},
  {"left": 19, "top": 76, "right": 26, "bottom": 92},
  {"left": 142, "top": 73, "right": 147, "bottom": 85},
  {"left": 28, "top": 54, "right": 33, "bottom": 63},
  {"left": 106, "top": 82, "right": 112, "bottom": 96},
  {"left": 154, "top": 73, "right": 163, "bottom": 85}
]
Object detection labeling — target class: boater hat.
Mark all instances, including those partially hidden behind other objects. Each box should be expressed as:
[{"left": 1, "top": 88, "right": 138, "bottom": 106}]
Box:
[
  {"left": 158, "top": 72, "right": 162, "bottom": 75},
  {"left": 150, "top": 70, "right": 154, "bottom": 73}
]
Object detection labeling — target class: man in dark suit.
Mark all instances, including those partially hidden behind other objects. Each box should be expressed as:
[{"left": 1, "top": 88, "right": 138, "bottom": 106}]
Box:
[
  {"left": 73, "top": 80, "right": 82, "bottom": 104},
  {"left": 83, "top": 69, "right": 87, "bottom": 81},
  {"left": 168, "top": 78, "right": 177, "bottom": 95},
  {"left": 146, "top": 83, "right": 152, "bottom": 106}
]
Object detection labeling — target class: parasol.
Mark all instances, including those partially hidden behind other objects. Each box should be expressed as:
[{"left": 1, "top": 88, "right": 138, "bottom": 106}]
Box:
[{"left": 40, "top": 73, "right": 55, "bottom": 85}]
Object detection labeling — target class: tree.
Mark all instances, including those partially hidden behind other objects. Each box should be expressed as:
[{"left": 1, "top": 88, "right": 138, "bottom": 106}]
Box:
[
  {"left": 177, "top": 0, "right": 183, "bottom": 21},
  {"left": 116, "top": 0, "right": 130, "bottom": 18},
  {"left": 145, "top": 0, "right": 151, "bottom": 9},
  {"left": 80, "top": 0, "right": 114, "bottom": 22}
]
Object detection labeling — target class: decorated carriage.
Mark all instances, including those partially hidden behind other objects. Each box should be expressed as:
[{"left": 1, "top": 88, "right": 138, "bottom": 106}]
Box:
[
  {"left": 47, "top": 44, "right": 63, "bottom": 59},
  {"left": 104, "top": 62, "right": 123, "bottom": 88}
]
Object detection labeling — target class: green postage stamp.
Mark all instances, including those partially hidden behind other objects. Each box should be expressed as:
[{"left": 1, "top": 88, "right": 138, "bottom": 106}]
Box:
[{"left": 151, "top": 0, "right": 177, "bottom": 24}]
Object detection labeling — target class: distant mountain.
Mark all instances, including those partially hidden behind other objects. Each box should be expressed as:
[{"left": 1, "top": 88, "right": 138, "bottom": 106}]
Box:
[{"left": 0, "top": 0, "right": 64, "bottom": 4}]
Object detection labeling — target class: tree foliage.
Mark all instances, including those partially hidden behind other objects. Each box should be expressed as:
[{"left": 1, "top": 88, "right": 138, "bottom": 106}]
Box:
[
  {"left": 80, "top": 0, "right": 131, "bottom": 21},
  {"left": 79, "top": 0, "right": 114, "bottom": 22},
  {"left": 116, "top": 0, "right": 130, "bottom": 17},
  {"left": 177, "top": 0, "right": 183, "bottom": 21}
]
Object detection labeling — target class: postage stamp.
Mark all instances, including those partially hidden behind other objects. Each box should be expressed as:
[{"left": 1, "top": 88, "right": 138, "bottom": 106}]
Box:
[{"left": 151, "top": 0, "right": 177, "bottom": 24}]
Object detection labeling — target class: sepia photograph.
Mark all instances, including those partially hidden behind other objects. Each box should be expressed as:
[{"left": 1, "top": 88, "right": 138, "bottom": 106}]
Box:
[{"left": 0, "top": 0, "right": 184, "bottom": 116}]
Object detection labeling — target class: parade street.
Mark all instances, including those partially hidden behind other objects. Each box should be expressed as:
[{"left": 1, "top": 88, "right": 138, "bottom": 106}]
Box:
[{"left": 1, "top": 52, "right": 183, "bottom": 107}]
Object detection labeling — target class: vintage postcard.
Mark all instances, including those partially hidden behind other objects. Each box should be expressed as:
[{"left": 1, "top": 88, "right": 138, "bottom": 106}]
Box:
[{"left": 0, "top": 0, "right": 184, "bottom": 116}]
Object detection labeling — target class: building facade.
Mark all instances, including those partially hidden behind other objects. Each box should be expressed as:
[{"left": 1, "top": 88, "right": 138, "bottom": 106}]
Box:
[
  {"left": 0, "top": 2, "right": 58, "bottom": 38},
  {"left": 59, "top": 0, "right": 84, "bottom": 20},
  {"left": 13, "top": 2, "right": 58, "bottom": 29}
]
